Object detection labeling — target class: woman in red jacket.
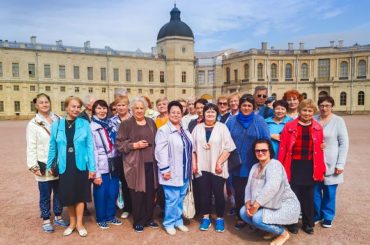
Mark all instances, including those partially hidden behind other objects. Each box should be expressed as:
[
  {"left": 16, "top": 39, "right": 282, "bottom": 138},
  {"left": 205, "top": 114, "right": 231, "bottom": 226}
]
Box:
[{"left": 278, "top": 99, "right": 325, "bottom": 235}]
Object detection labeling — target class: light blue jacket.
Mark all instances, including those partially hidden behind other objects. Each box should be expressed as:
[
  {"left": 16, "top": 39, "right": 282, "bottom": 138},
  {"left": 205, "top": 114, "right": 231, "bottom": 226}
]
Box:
[
  {"left": 47, "top": 118, "right": 96, "bottom": 174},
  {"left": 265, "top": 115, "right": 292, "bottom": 159}
]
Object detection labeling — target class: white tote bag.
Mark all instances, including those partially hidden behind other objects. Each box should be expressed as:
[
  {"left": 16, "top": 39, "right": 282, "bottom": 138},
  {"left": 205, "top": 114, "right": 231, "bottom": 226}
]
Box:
[{"left": 182, "top": 181, "right": 196, "bottom": 219}]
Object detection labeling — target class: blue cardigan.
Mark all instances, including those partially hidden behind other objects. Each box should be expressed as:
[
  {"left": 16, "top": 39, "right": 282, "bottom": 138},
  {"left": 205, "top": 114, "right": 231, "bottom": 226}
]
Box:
[
  {"left": 226, "top": 114, "right": 270, "bottom": 177},
  {"left": 265, "top": 115, "right": 293, "bottom": 159},
  {"left": 47, "top": 118, "right": 96, "bottom": 174}
]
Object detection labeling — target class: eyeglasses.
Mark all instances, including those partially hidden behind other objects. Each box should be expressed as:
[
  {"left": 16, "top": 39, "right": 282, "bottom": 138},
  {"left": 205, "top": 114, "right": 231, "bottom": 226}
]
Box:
[
  {"left": 319, "top": 104, "right": 332, "bottom": 108},
  {"left": 257, "top": 94, "right": 267, "bottom": 99},
  {"left": 255, "top": 149, "right": 269, "bottom": 154},
  {"left": 218, "top": 102, "right": 228, "bottom": 106}
]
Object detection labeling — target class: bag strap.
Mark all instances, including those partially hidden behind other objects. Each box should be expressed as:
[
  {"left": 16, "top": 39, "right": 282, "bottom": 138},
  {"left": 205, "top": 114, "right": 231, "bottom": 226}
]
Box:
[
  {"left": 97, "top": 128, "right": 109, "bottom": 155},
  {"left": 33, "top": 118, "right": 51, "bottom": 136}
]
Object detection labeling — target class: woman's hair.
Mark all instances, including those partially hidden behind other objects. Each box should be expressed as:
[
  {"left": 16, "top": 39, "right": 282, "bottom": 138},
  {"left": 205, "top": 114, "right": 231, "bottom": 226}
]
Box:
[
  {"left": 239, "top": 93, "right": 256, "bottom": 110},
  {"left": 167, "top": 100, "right": 183, "bottom": 114},
  {"left": 92, "top": 100, "right": 109, "bottom": 115},
  {"left": 203, "top": 103, "right": 219, "bottom": 119},
  {"left": 282, "top": 89, "right": 303, "bottom": 102},
  {"left": 217, "top": 95, "right": 229, "bottom": 103},
  {"left": 33, "top": 93, "right": 51, "bottom": 113},
  {"left": 317, "top": 95, "right": 335, "bottom": 107},
  {"left": 156, "top": 97, "right": 168, "bottom": 105},
  {"left": 130, "top": 96, "right": 148, "bottom": 110},
  {"left": 113, "top": 95, "right": 130, "bottom": 106},
  {"left": 228, "top": 92, "right": 240, "bottom": 103},
  {"left": 194, "top": 98, "right": 208, "bottom": 107},
  {"left": 253, "top": 139, "right": 275, "bottom": 158},
  {"left": 64, "top": 96, "right": 83, "bottom": 108},
  {"left": 143, "top": 96, "right": 152, "bottom": 109},
  {"left": 273, "top": 99, "right": 289, "bottom": 111},
  {"left": 298, "top": 99, "right": 318, "bottom": 113}
]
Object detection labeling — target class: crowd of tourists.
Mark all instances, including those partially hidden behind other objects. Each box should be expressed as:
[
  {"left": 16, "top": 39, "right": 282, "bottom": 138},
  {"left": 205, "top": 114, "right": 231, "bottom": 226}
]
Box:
[{"left": 26, "top": 86, "right": 349, "bottom": 244}]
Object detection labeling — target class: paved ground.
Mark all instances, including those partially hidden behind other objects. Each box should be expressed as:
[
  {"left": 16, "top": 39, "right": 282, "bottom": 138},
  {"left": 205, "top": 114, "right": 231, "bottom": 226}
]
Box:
[{"left": 0, "top": 115, "right": 369, "bottom": 245}]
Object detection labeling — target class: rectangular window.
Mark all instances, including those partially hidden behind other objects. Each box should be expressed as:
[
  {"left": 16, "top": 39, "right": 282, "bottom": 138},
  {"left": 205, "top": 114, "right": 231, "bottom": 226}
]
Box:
[
  {"left": 0, "top": 84, "right": 3, "bottom": 90},
  {"left": 101, "top": 67, "right": 107, "bottom": 81},
  {"left": 12, "top": 63, "right": 19, "bottom": 77},
  {"left": 14, "top": 85, "right": 19, "bottom": 91},
  {"left": 73, "top": 66, "right": 80, "bottom": 79},
  {"left": 61, "top": 101, "right": 65, "bottom": 112},
  {"left": 88, "top": 87, "right": 93, "bottom": 93},
  {"left": 137, "top": 70, "right": 142, "bottom": 82},
  {"left": 102, "top": 87, "right": 106, "bottom": 93},
  {"left": 234, "top": 69, "right": 238, "bottom": 82},
  {"left": 87, "top": 67, "right": 93, "bottom": 80},
  {"left": 160, "top": 71, "right": 165, "bottom": 83},
  {"left": 0, "top": 62, "right": 3, "bottom": 77},
  {"left": 0, "top": 101, "right": 4, "bottom": 112},
  {"left": 127, "top": 88, "right": 131, "bottom": 93},
  {"left": 44, "top": 64, "right": 51, "bottom": 78},
  {"left": 60, "top": 86, "right": 66, "bottom": 92},
  {"left": 30, "top": 101, "right": 36, "bottom": 112},
  {"left": 113, "top": 68, "right": 119, "bottom": 81},
  {"left": 182, "top": 71, "right": 186, "bottom": 83},
  {"left": 182, "top": 89, "right": 186, "bottom": 94},
  {"left": 318, "top": 59, "right": 330, "bottom": 79},
  {"left": 208, "top": 70, "right": 214, "bottom": 84},
  {"left": 126, "top": 69, "right": 131, "bottom": 82},
  {"left": 160, "top": 89, "right": 164, "bottom": 94},
  {"left": 149, "top": 89, "right": 154, "bottom": 94},
  {"left": 45, "top": 86, "right": 51, "bottom": 92},
  {"left": 59, "top": 65, "right": 66, "bottom": 79},
  {"left": 198, "top": 70, "right": 205, "bottom": 84},
  {"left": 149, "top": 70, "right": 154, "bottom": 82},
  {"left": 14, "top": 101, "right": 20, "bottom": 112},
  {"left": 138, "top": 88, "right": 142, "bottom": 94},
  {"left": 75, "top": 87, "right": 79, "bottom": 93},
  {"left": 30, "top": 85, "right": 36, "bottom": 91},
  {"left": 28, "top": 64, "right": 36, "bottom": 78}
]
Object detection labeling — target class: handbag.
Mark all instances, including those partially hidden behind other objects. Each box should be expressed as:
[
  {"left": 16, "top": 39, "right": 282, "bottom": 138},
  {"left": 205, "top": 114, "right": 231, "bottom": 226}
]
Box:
[
  {"left": 228, "top": 149, "right": 242, "bottom": 172},
  {"left": 182, "top": 181, "right": 196, "bottom": 219},
  {"left": 50, "top": 119, "right": 60, "bottom": 177},
  {"left": 37, "top": 161, "right": 47, "bottom": 175},
  {"left": 97, "top": 129, "right": 121, "bottom": 175}
]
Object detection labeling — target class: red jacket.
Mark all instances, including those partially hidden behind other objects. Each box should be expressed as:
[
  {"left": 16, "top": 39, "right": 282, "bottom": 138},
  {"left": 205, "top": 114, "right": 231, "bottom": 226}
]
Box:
[{"left": 278, "top": 118, "right": 326, "bottom": 182}]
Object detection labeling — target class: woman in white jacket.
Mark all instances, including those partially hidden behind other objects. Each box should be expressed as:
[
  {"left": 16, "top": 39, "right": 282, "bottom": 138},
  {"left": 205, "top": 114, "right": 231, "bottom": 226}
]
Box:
[{"left": 26, "top": 93, "right": 68, "bottom": 233}]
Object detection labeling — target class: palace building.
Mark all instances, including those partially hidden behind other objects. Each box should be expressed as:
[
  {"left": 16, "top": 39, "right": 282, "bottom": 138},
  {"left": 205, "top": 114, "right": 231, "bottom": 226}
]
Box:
[{"left": 0, "top": 5, "right": 369, "bottom": 119}]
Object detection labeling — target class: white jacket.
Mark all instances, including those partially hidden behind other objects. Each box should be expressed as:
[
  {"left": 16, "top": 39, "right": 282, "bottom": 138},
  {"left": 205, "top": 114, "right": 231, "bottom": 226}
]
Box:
[{"left": 26, "top": 113, "right": 59, "bottom": 182}]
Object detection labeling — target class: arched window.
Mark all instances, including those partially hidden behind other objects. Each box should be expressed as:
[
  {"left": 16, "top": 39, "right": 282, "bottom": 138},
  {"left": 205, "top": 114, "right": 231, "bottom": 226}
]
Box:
[
  {"left": 358, "top": 91, "right": 365, "bottom": 105},
  {"left": 301, "top": 63, "right": 308, "bottom": 80},
  {"left": 244, "top": 64, "right": 249, "bottom": 79},
  {"left": 226, "top": 67, "right": 230, "bottom": 83},
  {"left": 340, "top": 61, "right": 348, "bottom": 79},
  {"left": 302, "top": 93, "right": 307, "bottom": 99},
  {"left": 271, "top": 63, "right": 277, "bottom": 79},
  {"left": 340, "top": 92, "right": 347, "bottom": 106},
  {"left": 319, "top": 91, "right": 329, "bottom": 98},
  {"left": 358, "top": 60, "right": 366, "bottom": 77},
  {"left": 285, "top": 64, "right": 292, "bottom": 80},
  {"left": 257, "top": 63, "right": 263, "bottom": 80}
]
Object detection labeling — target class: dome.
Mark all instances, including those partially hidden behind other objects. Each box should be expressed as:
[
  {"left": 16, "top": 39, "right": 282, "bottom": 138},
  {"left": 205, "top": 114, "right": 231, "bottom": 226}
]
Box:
[{"left": 157, "top": 5, "right": 194, "bottom": 40}]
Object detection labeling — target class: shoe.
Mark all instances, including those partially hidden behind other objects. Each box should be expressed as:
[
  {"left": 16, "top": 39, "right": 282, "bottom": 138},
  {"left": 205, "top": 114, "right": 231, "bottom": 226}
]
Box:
[
  {"left": 107, "top": 217, "right": 122, "bottom": 226},
  {"left": 146, "top": 221, "right": 159, "bottom": 229},
  {"left": 42, "top": 222, "right": 54, "bottom": 233},
  {"left": 54, "top": 217, "right": 68, "bottom": 227},
  {"left": 302, "top": 225, "right": 314, "bottom": 234},
  {"left": 234, "top": 221, "right": 246, "bottom": 230},
  {"left": 322, "top": 220, "right": 332, "bottom": 228},
  {"left": 77, "top": 227, "right": 88, "bottom": 237},
  {"left": 314, "top": 218, "right": 323, "bottom": 225},
  {"left": 97, "top": 222, "right": 110, "bottom": 230},
  {"left": 165, "top": 227, "right": 176, "bottom": 235},
  {"left": 120, "top": 211, "right": 130, "bottom": 219},
  {"left": 199, "top": 218, "right": 211, "bottom": 231},
  {"left": 134, "top": 225, "right": 144, "bottom": 233},
  {"left": 270, "top": 230, "right": 290, "bottom": 245},
  {"left": 215, "top": 219, "right": 225, "bottom": 233},
  {"left": 176, "top": 225, "right": 189, "bottom": 232},
  {"left": 263, "top": 232, "right": 275, "bottom": 240},
  {"left": 286, "top": 224, "right": 299, "bottom": 234},
  {"left": 63, "top": 227, "right": 75, "bottom": 236}
]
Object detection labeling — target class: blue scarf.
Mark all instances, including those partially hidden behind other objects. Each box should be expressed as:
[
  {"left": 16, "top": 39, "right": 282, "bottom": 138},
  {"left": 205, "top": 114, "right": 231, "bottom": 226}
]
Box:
[
  {"left": 237, "top": 112, "right": 255, "bottom": 129},
  {"left": 92, "top": 116, "right": 116, "bottom": 144}
]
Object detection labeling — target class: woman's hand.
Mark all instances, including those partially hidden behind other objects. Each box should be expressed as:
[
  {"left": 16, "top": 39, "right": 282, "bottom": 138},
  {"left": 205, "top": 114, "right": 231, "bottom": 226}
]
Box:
[
  {"left": 215, "top": 163, "right": 223, "bottom": 174},
  {"left": 134, "top": 140, "right": 149, "bottom": 149},
  {"left": 93, "top": 177, "right": 102, "bottom": 186},
  {"left": 192, "top": 163, "right": 198, "bottom": 174},
  {"left": 48, "top": 170, "right": 54, "bottom": 176},
  {"left": 271, "top": 134, "right": 280, "bottom": 141},
  {"left": 162, "top": 172, "right": 171, "bottom": 180},
  {"left": 88, "top": 172, "right": 96, "bottom": 179},
  {"left": 335, "top": 168, "right": 344, "bottom": 175},
  {"left": 321, "top": 142, "right": 326, "bottom": 150}
]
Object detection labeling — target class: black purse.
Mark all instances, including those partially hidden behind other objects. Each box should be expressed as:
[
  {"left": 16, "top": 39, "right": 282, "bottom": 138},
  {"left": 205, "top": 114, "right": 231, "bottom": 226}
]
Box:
[
  {"left": 228, "top": 149, "right": 242, "bottom": 172},
  {"left": 50, "top": 120, "right": 60, "bottom": 177},
  {"left": 37, "top": 161, "right": 47, "bottom": 176}
]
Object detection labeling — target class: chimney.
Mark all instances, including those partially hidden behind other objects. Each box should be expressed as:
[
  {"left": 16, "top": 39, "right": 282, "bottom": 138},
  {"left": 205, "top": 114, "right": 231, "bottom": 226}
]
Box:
[
  {"left": 338, "top": 40, "right": 343, "bottom": 48},
  {"left": 299, "top": 42, "right": 304, "bottom": 50},
  {"left": 30, "top": 36, "right": 36, "bottom": 45},
  {"left": 56, "top": 40, "right": 63, "bottom": 47},
  {"left": 330, "top": 40, "right": 335, "bottom": 47},
  {"left": 261, "top": 42, "right": 267, "bottom": 51},
  {"left": 84, "top": 41, "right": 91, "bottom": 49},
  {"left": 288, "top": 42, "right": 293, "bottom": 50}
]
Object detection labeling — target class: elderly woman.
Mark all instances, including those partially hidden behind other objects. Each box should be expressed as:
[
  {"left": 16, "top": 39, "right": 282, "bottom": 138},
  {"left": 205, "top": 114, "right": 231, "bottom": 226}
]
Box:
[
  {"left": 47, "top": 96, "right": 95, "bottom": 237},
  {"left": 265, "top": 100, "right": 292, "bottom": 159},
  {"left": 282, "top": 90, "right": 303, "bottom": 119},
  {"left": 192, "top": 103, "right": 236, "bottom": 232},
  {"left": 155, "top": 97, "right": 169, "bottom": 129},
  {"left": 240, "top": 139, "right": 300, "bottom": 245},
  {"left": 188, "top": 98, "right": 208, "bottom": 133},
  {"left": 155, "top": 101, "right": 193, "bottom": 236},
  {"left": 278, "top": 99, "right": 326, "bottom": 234},
  {"left": 116, "top": 96, "right": 158, "bottom": 233},
  {"left": 226, "top": 94, "right": 270, "bottom": 230},
  {"left": 228, "top": 92, "right": 240, "bottom": 116},
  {"left": 26, "top": 93, "right": 67, "bottom": 233},
  {"left": 313, "top": 96, "right": 349, "bottom": 228},
  {"left": 90, "top": 100, "right": 122, "bottom": 229}
]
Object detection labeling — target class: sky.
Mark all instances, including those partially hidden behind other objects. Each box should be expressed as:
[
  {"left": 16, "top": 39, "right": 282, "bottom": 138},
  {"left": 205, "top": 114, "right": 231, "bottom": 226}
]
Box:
[{"left": 1, "top": 0, "right": 370, "bottom": 53}]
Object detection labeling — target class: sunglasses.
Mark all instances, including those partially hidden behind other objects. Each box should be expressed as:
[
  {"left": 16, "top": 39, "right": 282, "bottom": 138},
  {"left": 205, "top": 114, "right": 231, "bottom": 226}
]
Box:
[
  {"left": 255, "top": 149, "right": 269, "bottom": 154},
  {"left": 218, "top": 102, "right": 228, "bottom": 106},
  {"left": 257, "top": 94, "right": 267, "bottom": 98}
]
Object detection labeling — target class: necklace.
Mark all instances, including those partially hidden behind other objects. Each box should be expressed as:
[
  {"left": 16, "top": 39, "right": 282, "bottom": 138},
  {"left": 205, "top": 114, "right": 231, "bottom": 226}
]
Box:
[{"left": 66, "top": 119, "right": 75, "bottom": 129}]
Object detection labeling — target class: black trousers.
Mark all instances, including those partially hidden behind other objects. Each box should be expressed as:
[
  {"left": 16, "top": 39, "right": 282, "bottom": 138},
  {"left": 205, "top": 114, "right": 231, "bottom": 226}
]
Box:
[
  {"left": 117, "top": 157, "right": 132, "bottom": 213},
  {"left": 291, "top": 184, "right": 314, "bottom": 227},
  {"left": 232, "top": 175, "right": 248, "bottom": 220},
  {"left": 129, "top": 163, "right": 155, "bottom": 227},
  {"left": 192, "top": 177, "right": 201, "bottom": 216},
  {"left": 197, "top": 171, "right": 226, "bottom": 217}
]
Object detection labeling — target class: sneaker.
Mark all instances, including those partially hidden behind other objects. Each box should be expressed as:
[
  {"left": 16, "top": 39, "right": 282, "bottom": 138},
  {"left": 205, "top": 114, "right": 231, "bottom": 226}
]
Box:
[
  {"left": 120, "top": 211, "right": 130, "bottom": 219},
  {"left": 54, "top": 217, "right": 68, "bottom": 227},
  {"left": 215, "top": 218, "right": 225, "bottom": 233},
  {"left": 97, "top": 222, "right": 110, "bottom": 230},
  {"left": 146, "top": 221, "right": 159, "bottom": 229},
  {"left": 314, "top": 218, "right": 323, "bottom": 225},
  {"left": 107, "top": 218, "right": 122, "bottom": 226},
  {"left": 134, "top": 225, "right": 144, "bottom": 233},
  {"left": 176, "top": 225, "right": 189, "bottom": 232},
  {"left": 199, "top": 218, "right": 211, "bottom": 231},
  {"left": 322, "top": 220, "right": 332, "bottom": 228},
  {"left": 165, "top": 227, "right": 176, "bottom": 235},
  {"left": 42, "top": 222, "right": 54, "bottom": 233},
  {"left": 234, "top": 221, "right": 246, "bottom": 230}
]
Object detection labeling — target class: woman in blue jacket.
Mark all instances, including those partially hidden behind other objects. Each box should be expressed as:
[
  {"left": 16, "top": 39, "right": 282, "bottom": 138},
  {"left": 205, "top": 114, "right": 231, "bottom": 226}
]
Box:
[
  {"left": 47, "top": 96, "right": 96, "bottom": 237},
  {"left": 226, "top": 94, "right": 270, "bottom": 230}
]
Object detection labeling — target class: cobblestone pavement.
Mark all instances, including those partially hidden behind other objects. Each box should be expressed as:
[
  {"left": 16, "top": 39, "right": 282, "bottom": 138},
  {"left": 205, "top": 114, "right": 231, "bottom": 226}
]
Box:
[{"left": 0, "top": 115, "right": 369, "bottom": 245}]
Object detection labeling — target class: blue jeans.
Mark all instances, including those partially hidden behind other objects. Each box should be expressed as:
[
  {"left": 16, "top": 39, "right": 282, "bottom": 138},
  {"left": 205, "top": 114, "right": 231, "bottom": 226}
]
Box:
[
  {"left": 313, "top": 183, "right": 338, "bottom": 221},
  {"left": 240, "top": 206, "right": 284, "bottom": 236},
  {"left": 93, "top": 174, "right": 119, "bottom": 223},
  {"left": 162, "top": 179, "right": 189, "bottom": 229},
  {"left": 38, "top": 180, "right": 62, "bottom": 220}
]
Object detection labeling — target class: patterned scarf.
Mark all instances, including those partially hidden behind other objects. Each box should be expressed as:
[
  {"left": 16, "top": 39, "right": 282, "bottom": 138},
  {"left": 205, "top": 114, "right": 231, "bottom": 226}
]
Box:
[{"left": 92, "top": 115, "right": 115, "bottom": 146}]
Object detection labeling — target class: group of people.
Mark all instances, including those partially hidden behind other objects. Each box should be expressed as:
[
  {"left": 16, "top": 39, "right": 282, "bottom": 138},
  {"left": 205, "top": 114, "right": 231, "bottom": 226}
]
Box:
[{"left": 26, "top": 86, "right": 349, "bottom": 245}]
